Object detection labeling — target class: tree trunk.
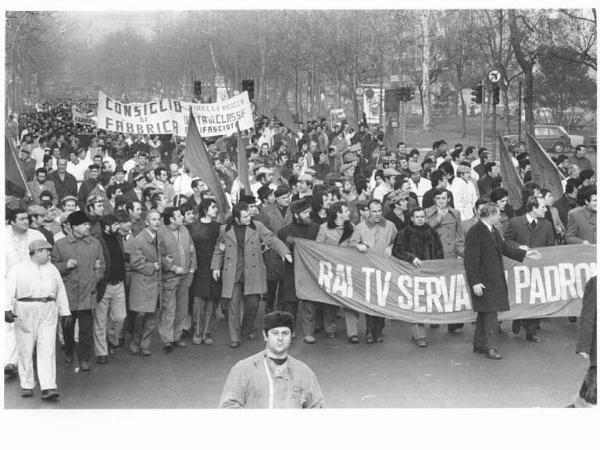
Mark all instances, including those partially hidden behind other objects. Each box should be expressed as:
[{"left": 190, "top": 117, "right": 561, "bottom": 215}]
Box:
[
  {"left": 420, "top": 11, "right": 432, "bottom": 132},
  {"left": 459, "top": 88, "right": 467, "bottom": 138},
  {"left": 502, "top": 87, "right": 510, "bottom": 134}
]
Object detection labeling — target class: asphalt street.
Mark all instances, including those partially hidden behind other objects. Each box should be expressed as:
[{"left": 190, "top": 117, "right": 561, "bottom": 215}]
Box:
[{"left": 3, "top": 310, "right": 589, "bottom": 409}]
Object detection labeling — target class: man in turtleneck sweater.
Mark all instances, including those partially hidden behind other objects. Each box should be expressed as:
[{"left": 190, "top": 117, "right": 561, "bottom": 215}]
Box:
[{"left": 277, "top": 198, "right": 321, "bottom": 343}]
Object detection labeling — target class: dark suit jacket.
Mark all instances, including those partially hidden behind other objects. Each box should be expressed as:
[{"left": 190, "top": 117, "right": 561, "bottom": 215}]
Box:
[
  {"left": 48, "top": 170, "right": 78, "bottom": 203},
  {"left": 504, "top": 215, "right": 554, "bottom": 249},
  {"left": 577, "top": 276, "right": 597, "bottom": 366},
  {"left": 464, "top": 220, "right": 526, "bottom": 312}
]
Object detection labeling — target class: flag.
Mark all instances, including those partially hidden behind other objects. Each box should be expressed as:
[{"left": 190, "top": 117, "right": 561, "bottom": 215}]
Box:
[
  {"left": 236, "top": 123, "right": 252, "bottom": 194},
  {"left": 183, "top": 109, "right": 229, "bottom": 215},
  {"left": 497, "top": 133, "right": 523, "bottom": 208},
  {"left": 384, "top": 117, "right": 396, "bottom": 150},
  {"left": 526, "top": 131, "right": 564, "bottom": 201},
  {"left": 5, "top": 137, "right": 29, "bottom": 198},
  {"left": 272, "top": 97, "right": 299, "bottom": 135}
]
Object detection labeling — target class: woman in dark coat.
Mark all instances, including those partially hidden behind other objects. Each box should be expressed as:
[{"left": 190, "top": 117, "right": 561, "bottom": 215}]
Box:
[{"left": 188, "top": 198, "right": 222, "bottom": 345}]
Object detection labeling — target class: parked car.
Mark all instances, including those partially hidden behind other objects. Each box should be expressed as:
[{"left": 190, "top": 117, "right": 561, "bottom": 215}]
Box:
[{"left": 502, "top": 125, "right": 586, "bottom": 153}]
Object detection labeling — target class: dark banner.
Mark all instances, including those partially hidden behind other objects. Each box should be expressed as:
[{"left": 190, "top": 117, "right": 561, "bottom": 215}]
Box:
[{"left": 294, "top": 240, "right": 596, "bottom": 323}]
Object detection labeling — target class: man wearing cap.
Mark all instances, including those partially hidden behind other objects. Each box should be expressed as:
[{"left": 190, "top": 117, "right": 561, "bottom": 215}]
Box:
[
  {"left": 17, "top": 145, "right": 37, "bottom": 182},
  {"left": 259, "top": 186, "right": 294, "bottom": 314},
  {"left": 219, "top": 311, "right": 323, "bottom": 408},
  {"left": 408, "top": 162, "right": 431, "bottom": 207},
  {"left": 277, "top": 198, "right": 321, "bottom": 343},
  {"left": 77, "top": 164, "right": 100, "bottom": 210},
  {"left": 5, "top": 239, "right": 72, "bottom": 400},
  {"left": 4, "top": 208, "right": 49, "bottom": 380},
  {"left": 211, "top": 202, "right": 292, "bottom": 348},
  {"left": 52, "top": 210, "right": 105, "bottom": 371}
]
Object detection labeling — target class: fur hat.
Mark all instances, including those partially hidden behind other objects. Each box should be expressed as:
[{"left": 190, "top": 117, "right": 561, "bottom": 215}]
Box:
[{"left": 263, "top": 311, "right": 294, "bottom": 334}]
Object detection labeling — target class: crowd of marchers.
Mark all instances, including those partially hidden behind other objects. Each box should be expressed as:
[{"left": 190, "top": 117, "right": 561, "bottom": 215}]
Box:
[{"left": 4, "top": 100, "right": 596, "bottom": 403}]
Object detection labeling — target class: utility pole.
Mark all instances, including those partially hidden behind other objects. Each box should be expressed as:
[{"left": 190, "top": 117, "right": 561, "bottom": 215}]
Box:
[
  {"left": 517, "top": 80, "right": 522, "bottom": 143},
  {"left": 480, "top": 77, "right": 485, "bottom": 149}
]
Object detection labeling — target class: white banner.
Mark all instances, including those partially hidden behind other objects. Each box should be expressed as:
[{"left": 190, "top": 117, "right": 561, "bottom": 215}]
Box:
[
  {"left": 96, "top": 91, "right": 254, "bottom": 137},
  {"left": 72, "top": 105, "right": 97, "bottom": 127}
]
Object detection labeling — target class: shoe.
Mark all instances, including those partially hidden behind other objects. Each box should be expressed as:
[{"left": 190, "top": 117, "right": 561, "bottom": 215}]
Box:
[
  {"left": 96, "top": 355, "right": 108, "bottom": 365},
  {"left": 348, "top": 336, "right": 360, "bottom": 344},
  {"left": 304, "top": 335, "right": 316, "bottom": 344},
  {"left": 568, "top": 316, "right": 577, "bottom": 323},
  {"left": 230, "top": 341, "right": 240, "bottom": 348},
  {"left": 366, "top": 333, "right": 375, "bottom": 344},
  {"left": 415, "top": 339, "right": 427, "bottom": 348},
  {"left": 473, "top": 346, "right": 486, "bottom": 354},
  {"left": 485, "top": 349, "right": 502, "bottom": 360},
  {"left": 163, "top": 343, "right": 174, "bottom": 353},
  {"left": 20, "top": 388, "right": 33, "bottom": 397},
  {"left": 192, "top": 336, "right": 203, "bottom": 345},
  {"left": 512, "top": 320, "right": 522, "bottom": 335},
  {"left": 129, "top": 341, "right": 140, "bottom": 355},
  {"left": 526, "top": 333, "right": 541, "bottom": 343},
  {"left": 174, "top": 340, "right": 187, "bottom": 348},
  {"left": 4, "top": 363, "right": 18, "bottom": 378},
  {"left": 80, "top": 360, "right": 90, "bottom": 371},
  {"left": 141, "top": 349, "right": 152, "bottom": 356},
  {"left": 41, "top": 389, "right": 60, "bottom": 400},
  {"left": 203, "top": 336, "right": 214, "bottom": 345},
  {"left": 64, "top": 354, "right": 73, "bottom": 364},
  {"left": 326, "top": 332, "right": 336, "bottom": 339}
]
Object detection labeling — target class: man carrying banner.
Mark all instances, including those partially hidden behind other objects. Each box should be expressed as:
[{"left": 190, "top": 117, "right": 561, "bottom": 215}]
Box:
[
  {"left": 392, "top": 207, "right": 444, "bottom": 347},
  {"left": 349, "top": 199, "right": 397, "bottom": 343},
  {"left": 504, "top": 195, "right": 555, "bottom": 343},
  {"left": 464, "top": 203, "right": 540, "bottom": 360}
]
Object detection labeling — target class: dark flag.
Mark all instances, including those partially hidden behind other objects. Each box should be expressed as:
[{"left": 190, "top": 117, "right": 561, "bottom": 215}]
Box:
[
  {"left": 236, "top": 123, "right": 251, "bottom": 194},
  {"left": 526, "top": 131, "right": 564, "bottom": 200},
  {"left": 183, "top": 109, "right": 229, "bottom": 215},
  {"left": 5, "top": 137, "right": 29, "bottom": 198},
  {"left": 497, "top": 133, "right": 523, "bottom": 208},
  {"left": 384, "top": 117, "right": 396, "bottom": 151},
  {"left": 272, "top": 96, "right": 299, "bottom": 135}
]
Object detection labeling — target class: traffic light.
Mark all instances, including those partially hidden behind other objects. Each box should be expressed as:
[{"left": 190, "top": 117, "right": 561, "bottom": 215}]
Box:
[
  {"left": 471, "top": 85, "right": 483, "bottom": 104},
  {"left": 193, "top": 81, "right": 202, "bottom": 98},
  {"left": 493, "top": 86, "right": 500, "bottom": 105},
  {"left": 242, "top": 79, "right": 255, "bottom": 100}
]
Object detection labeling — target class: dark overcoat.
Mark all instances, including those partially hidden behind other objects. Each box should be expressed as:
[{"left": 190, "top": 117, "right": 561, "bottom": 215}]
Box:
[
  {"left": 129, "top": 228, "right": 162, "bottom": 313},
  {"left": 463, "top": 220, "right": 526, "bottom": 312},
  {"left": 577, "top": 276, "right": 597, "bottom": 367}
]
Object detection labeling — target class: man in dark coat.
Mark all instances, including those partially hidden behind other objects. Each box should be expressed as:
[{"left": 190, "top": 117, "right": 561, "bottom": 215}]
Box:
[
  {"left": 464, "top": 203, "right": 539, "bottom": 360},
  {"left": 571, "top": 276, "right": 597, "bottom": 407},
  {"left": 504, "top": 195, "right": 554, "bottom": 343},
  {"left": 48, "top": 158, "right": 78, "bottom": 203},
  {"left": 392, "top": 207, "right": 444, "bottom": 347},
  {"left": 277, "top": 198, "right": 320, "bottom": 343}
]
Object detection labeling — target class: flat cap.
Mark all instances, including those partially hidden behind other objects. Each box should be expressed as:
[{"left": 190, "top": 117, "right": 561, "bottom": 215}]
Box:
[{"left": 28, "top": 239, "right": 52, "bottom": 252}]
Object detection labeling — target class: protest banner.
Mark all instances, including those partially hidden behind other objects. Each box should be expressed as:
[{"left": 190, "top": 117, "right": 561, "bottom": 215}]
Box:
[
  {"left": 96, "top": 91, "right": 254, "bottom": 138},
  {"left": 294, "top": 239, "right": 596, "bottom": 324},
  {"left": 526, "top": 131, "right": 565, "bottom": 201},
  {"left": 497, "top": 132, "right": 523, "bottom": 208},
  {"left": 72, "top": 105, "right": 97, "bottom": 127}
]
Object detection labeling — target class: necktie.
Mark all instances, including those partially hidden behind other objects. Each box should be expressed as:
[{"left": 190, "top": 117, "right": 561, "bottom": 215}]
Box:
[{"left": 531, "top": 220, "right": 537, "bottom": 230}]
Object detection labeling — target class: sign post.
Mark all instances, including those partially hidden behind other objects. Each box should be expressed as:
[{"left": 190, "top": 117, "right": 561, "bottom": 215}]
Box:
[{"left": 488, "top": 69, "right": 502, "bottom": 158}]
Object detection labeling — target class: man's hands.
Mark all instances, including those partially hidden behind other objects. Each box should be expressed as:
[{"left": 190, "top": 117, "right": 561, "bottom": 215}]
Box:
[
  {"left": 66, "top": 259, "right": 78, "bottom": 269},
  {"left": 212, "top": 269, "right": 221, "bottom": 281},
  {"left": 412, "top": 257, "right": 423, "bottom": 269},
  {"left": 283, "top": 254, "right": 293, "bottom": 263},
  {"left": 525, "top": 249, "right": 541, "bottom": 260},
  {"left": 61, "top": 315, "right": 73, "bottom": 329},
  {"left": 355, "top": 243, "right": 368, "bottom": 253},
  {"left": 4, "top": 310, "right": 17, "bottom": 323},
  {"left": 577, "top": 352, "right": 590, "bottom": 360},
  {"left": 472, "top": 283, "right": 485, "bottom": 297}
]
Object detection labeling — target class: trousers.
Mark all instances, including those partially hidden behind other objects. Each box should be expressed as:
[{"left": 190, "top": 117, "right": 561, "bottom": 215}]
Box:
[
  {"left": 4, "top": 322, "right": 18, "bottom": 366},
  {"left": 412, "top": 323, "right": 427, "bottom": 341},
  {"left": 132, "top": 310, "right": 158, "bottom": 351},
  {"left": 14, "top": 301, "right": 58, "bottom": 390},
  {"left": 93, "top": 282, "right": 127, "bottom": 356},
  {"left": 265, "top": 279, "right": 282, "bottom": 314},
  {"left": 193, "top": 296, "right": 218, "bottom": 339},
  {"left": 228, "top": 282, "right": 260, "bottom": 343},
  {"left": 159, "top": 274, "right": 193, "bottom": 344},
  {"left": 366, "top": 315, "right": 385, "bottom": 338},
  {"left": 473, "top": 311, "right": 499, "bottom": 351},
  {"left": 314, "top": 303, "right": 338, "bottom": 334},
  {"left": 281, "top": 300, "right": 317, "bottom": 337},
  {"left": 344, "top": 309, "right": 359, "bottom": 337},
  {"left": 64, "top": 309, "right": 94, "bottom": 363}
]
